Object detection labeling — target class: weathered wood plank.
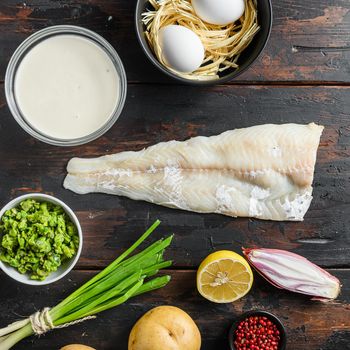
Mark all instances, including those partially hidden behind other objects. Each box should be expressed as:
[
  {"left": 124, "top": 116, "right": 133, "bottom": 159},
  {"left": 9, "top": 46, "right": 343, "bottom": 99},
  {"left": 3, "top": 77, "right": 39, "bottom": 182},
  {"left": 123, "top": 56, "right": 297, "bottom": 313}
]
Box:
[
  {"left": 0, "top": 269, "right": 349, "bottom": 350},
  {"left": 0, "top": 0, "right": 349, "bottom": 83},
  {"left": 0, "top": 84, "right": 349, "bottom": 268}
]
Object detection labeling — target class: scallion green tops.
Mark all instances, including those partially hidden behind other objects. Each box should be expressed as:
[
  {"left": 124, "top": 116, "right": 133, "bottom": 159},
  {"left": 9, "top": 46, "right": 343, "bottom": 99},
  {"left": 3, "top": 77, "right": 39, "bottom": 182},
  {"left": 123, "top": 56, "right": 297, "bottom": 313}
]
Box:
[{"left": 0, "top": 220, "right": 172, "bottom": 350}]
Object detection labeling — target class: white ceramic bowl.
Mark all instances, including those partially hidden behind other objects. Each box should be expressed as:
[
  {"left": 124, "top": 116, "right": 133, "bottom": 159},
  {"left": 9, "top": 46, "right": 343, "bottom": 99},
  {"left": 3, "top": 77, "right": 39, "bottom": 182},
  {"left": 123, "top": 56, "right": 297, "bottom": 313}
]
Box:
[{"left": 0, "top": 193, "right": 82, "bottom": 285}]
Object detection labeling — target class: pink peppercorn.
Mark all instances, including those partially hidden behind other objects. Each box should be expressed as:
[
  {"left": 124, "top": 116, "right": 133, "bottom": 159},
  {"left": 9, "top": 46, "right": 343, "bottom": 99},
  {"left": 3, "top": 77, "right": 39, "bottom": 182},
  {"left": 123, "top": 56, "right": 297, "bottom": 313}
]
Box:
[{"left": 233, "top": 316, "right": 281, "bottom": 350}]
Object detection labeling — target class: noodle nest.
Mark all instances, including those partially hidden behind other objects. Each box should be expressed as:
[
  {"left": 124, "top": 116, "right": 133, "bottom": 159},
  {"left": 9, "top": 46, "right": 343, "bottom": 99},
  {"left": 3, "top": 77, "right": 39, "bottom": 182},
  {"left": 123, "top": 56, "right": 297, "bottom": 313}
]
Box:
[{"left": 142, "top": 0, "right": 260, "bottom": 80}]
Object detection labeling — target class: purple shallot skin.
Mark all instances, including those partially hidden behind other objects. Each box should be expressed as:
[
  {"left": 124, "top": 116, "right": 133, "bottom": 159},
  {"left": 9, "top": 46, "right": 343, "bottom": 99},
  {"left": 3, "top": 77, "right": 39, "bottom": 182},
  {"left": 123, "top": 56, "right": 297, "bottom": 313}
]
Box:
[{"left": 242, "top": 248, "right": 341, "bottom": 301}]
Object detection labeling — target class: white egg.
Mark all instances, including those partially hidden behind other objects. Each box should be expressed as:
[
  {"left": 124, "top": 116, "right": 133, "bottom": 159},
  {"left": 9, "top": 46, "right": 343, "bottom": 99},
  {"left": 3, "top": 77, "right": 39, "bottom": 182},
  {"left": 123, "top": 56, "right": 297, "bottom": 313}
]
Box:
[
  {"left": 158, "top": 25, "right": 204, "bottom": 73},
  {"left": 192, "top": 0, "right": 245, "bottom": 26}
]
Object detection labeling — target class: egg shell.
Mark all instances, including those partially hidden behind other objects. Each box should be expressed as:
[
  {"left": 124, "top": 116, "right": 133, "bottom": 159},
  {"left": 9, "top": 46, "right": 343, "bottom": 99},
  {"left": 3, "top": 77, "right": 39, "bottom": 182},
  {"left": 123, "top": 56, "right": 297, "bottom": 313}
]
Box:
[
  {"left": 192, "top": 0, "right": 245, "bottom": 26},
  {"left": 158, "top": 25, "right": 204, "bottom": 73}
]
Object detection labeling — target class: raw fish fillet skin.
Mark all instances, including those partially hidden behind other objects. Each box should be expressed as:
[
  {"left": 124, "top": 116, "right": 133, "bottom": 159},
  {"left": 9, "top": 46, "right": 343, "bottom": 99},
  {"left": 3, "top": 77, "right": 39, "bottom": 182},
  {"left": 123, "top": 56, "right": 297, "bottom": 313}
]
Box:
[{"left": 64, "top": 123, "right": 323, "bottom": 221}]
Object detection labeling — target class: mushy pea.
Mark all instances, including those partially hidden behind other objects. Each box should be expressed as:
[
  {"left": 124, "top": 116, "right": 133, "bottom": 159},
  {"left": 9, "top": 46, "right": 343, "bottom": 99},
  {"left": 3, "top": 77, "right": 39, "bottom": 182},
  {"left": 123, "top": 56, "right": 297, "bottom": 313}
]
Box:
[{"left": 0, "top": 199, "right": 79, "bottom": 280}]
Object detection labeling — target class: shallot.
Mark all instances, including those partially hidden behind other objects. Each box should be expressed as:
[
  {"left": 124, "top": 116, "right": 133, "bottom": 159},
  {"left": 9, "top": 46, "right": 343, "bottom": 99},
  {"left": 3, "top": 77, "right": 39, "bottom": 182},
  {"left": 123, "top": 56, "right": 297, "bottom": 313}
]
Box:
[{"left": 243, "top": 248, "right": 341, "bottom": 300}]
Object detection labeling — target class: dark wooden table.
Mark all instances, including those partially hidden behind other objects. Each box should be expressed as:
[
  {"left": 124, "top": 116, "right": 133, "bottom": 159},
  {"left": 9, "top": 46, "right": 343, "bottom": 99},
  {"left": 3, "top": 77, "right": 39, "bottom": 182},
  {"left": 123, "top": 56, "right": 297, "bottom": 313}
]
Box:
[{"left": 1, "top": 1, "right": 350, "bottom": 349}]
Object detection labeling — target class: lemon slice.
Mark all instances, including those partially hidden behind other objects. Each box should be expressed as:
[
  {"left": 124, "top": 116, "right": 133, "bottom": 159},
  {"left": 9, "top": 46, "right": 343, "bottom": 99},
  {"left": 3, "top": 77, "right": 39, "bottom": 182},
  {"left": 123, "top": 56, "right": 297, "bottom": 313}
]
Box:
[{"left": 197, "top": 250, "right": 253, "bottom": 303}]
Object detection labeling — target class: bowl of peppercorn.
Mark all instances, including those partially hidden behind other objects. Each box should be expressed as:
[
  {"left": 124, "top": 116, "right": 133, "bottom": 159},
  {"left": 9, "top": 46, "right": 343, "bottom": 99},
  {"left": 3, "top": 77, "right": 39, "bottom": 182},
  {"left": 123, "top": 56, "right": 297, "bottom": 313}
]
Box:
[{"left": 228, "top": 310, "right": 287, "bottom": 350}]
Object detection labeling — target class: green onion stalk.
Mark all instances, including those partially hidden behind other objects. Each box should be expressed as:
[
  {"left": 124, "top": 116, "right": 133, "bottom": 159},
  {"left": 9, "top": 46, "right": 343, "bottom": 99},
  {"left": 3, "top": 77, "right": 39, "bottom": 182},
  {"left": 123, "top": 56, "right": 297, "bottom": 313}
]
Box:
[{"left": 0, "top": 220, "right": 172, "bottom": 350}]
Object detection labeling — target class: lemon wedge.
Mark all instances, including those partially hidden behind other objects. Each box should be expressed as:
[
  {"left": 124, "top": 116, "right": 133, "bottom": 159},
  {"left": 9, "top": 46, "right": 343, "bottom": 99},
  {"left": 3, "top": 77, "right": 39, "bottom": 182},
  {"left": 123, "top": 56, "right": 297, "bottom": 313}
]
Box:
[{"left": 197, "top": 250, "right": 253, "bottom": 303}]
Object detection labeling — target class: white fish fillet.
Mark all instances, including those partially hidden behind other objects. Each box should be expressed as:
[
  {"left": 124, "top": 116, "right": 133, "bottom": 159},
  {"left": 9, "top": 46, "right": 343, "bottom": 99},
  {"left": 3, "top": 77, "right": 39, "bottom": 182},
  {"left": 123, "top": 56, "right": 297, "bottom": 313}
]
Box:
[{"left": 64, "top": 123, "right": 323, "bottom": 221}]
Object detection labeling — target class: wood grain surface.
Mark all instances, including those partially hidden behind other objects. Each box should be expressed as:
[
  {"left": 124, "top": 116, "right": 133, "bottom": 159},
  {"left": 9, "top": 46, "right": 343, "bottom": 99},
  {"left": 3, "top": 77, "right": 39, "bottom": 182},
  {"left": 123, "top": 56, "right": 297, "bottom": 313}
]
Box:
[
  {"left": 0, "top": 0, "right": 350, "bottom": 83},
  {"left": 0, "top": 0, "right": 349, "bottom": 349},
  {"left": 1, "top": 84, "right": 349, "bottom": 268},
  {"left": 1, "top": 269, "right": 349, "bottom": 350}
]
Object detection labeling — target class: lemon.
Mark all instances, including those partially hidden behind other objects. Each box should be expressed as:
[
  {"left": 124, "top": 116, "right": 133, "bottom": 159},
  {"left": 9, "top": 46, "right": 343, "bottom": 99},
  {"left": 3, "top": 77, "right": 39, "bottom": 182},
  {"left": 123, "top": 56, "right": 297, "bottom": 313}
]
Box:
[{"left": 196, "top": 250, "right": 253, "bottom": 303}]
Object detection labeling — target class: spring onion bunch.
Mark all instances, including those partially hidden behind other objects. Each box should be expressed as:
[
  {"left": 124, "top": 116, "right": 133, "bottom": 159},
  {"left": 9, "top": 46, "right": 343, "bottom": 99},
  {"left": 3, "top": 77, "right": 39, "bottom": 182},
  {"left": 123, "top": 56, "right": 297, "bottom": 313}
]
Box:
[{"left": 0, "top": 220, "right": 172, "bottom": 349}]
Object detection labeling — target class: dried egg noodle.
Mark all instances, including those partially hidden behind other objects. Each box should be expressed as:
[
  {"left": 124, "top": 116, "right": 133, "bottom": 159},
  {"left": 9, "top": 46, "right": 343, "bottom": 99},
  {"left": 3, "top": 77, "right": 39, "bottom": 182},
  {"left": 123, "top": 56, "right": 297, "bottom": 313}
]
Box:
[{"left": 142, "top": 0, "right": 259, "bottom": 80}]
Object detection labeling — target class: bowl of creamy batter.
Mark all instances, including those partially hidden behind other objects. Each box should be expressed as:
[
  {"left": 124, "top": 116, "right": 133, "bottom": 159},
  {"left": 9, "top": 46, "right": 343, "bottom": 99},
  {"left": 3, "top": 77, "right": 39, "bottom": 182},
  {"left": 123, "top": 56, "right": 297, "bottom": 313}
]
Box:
[{"left": 5, "top": 25, "right": 127, "bottom": 146}]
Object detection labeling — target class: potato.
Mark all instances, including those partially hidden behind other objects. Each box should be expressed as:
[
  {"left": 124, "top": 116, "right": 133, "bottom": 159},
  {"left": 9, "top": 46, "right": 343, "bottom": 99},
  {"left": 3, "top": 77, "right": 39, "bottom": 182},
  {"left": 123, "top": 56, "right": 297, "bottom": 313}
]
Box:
[
  {"left": 128, "top": 306, "right": 201, "bottom": 350},
  {"left": 60, "top": 345, "right": 96, "bottom": 350}
]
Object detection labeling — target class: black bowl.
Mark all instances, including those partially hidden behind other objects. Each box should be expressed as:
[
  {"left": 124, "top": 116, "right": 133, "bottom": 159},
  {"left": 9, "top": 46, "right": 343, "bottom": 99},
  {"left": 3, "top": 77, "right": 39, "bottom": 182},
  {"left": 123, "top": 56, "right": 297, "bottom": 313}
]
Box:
[
  {"left": 228, "top": 310, "right": 287, "bottom": 350},
  {"left": 135, "top": 0, "right": 272, "bottom": 85}
]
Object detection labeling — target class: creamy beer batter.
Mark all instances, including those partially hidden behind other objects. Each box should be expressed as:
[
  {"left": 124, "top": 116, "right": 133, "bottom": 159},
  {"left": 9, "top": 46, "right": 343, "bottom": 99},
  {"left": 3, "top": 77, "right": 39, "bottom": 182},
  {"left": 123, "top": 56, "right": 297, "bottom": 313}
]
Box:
[{"left": 14, "top": 35, "right": 120, "bottom": 140}]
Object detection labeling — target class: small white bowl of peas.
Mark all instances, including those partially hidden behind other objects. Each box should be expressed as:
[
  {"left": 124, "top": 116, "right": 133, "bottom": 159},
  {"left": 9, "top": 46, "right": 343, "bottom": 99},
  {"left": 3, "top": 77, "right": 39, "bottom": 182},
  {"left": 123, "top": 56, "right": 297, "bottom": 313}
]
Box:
[{"left": 0, "top": 193, "right": 82, "bottom": 285}]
